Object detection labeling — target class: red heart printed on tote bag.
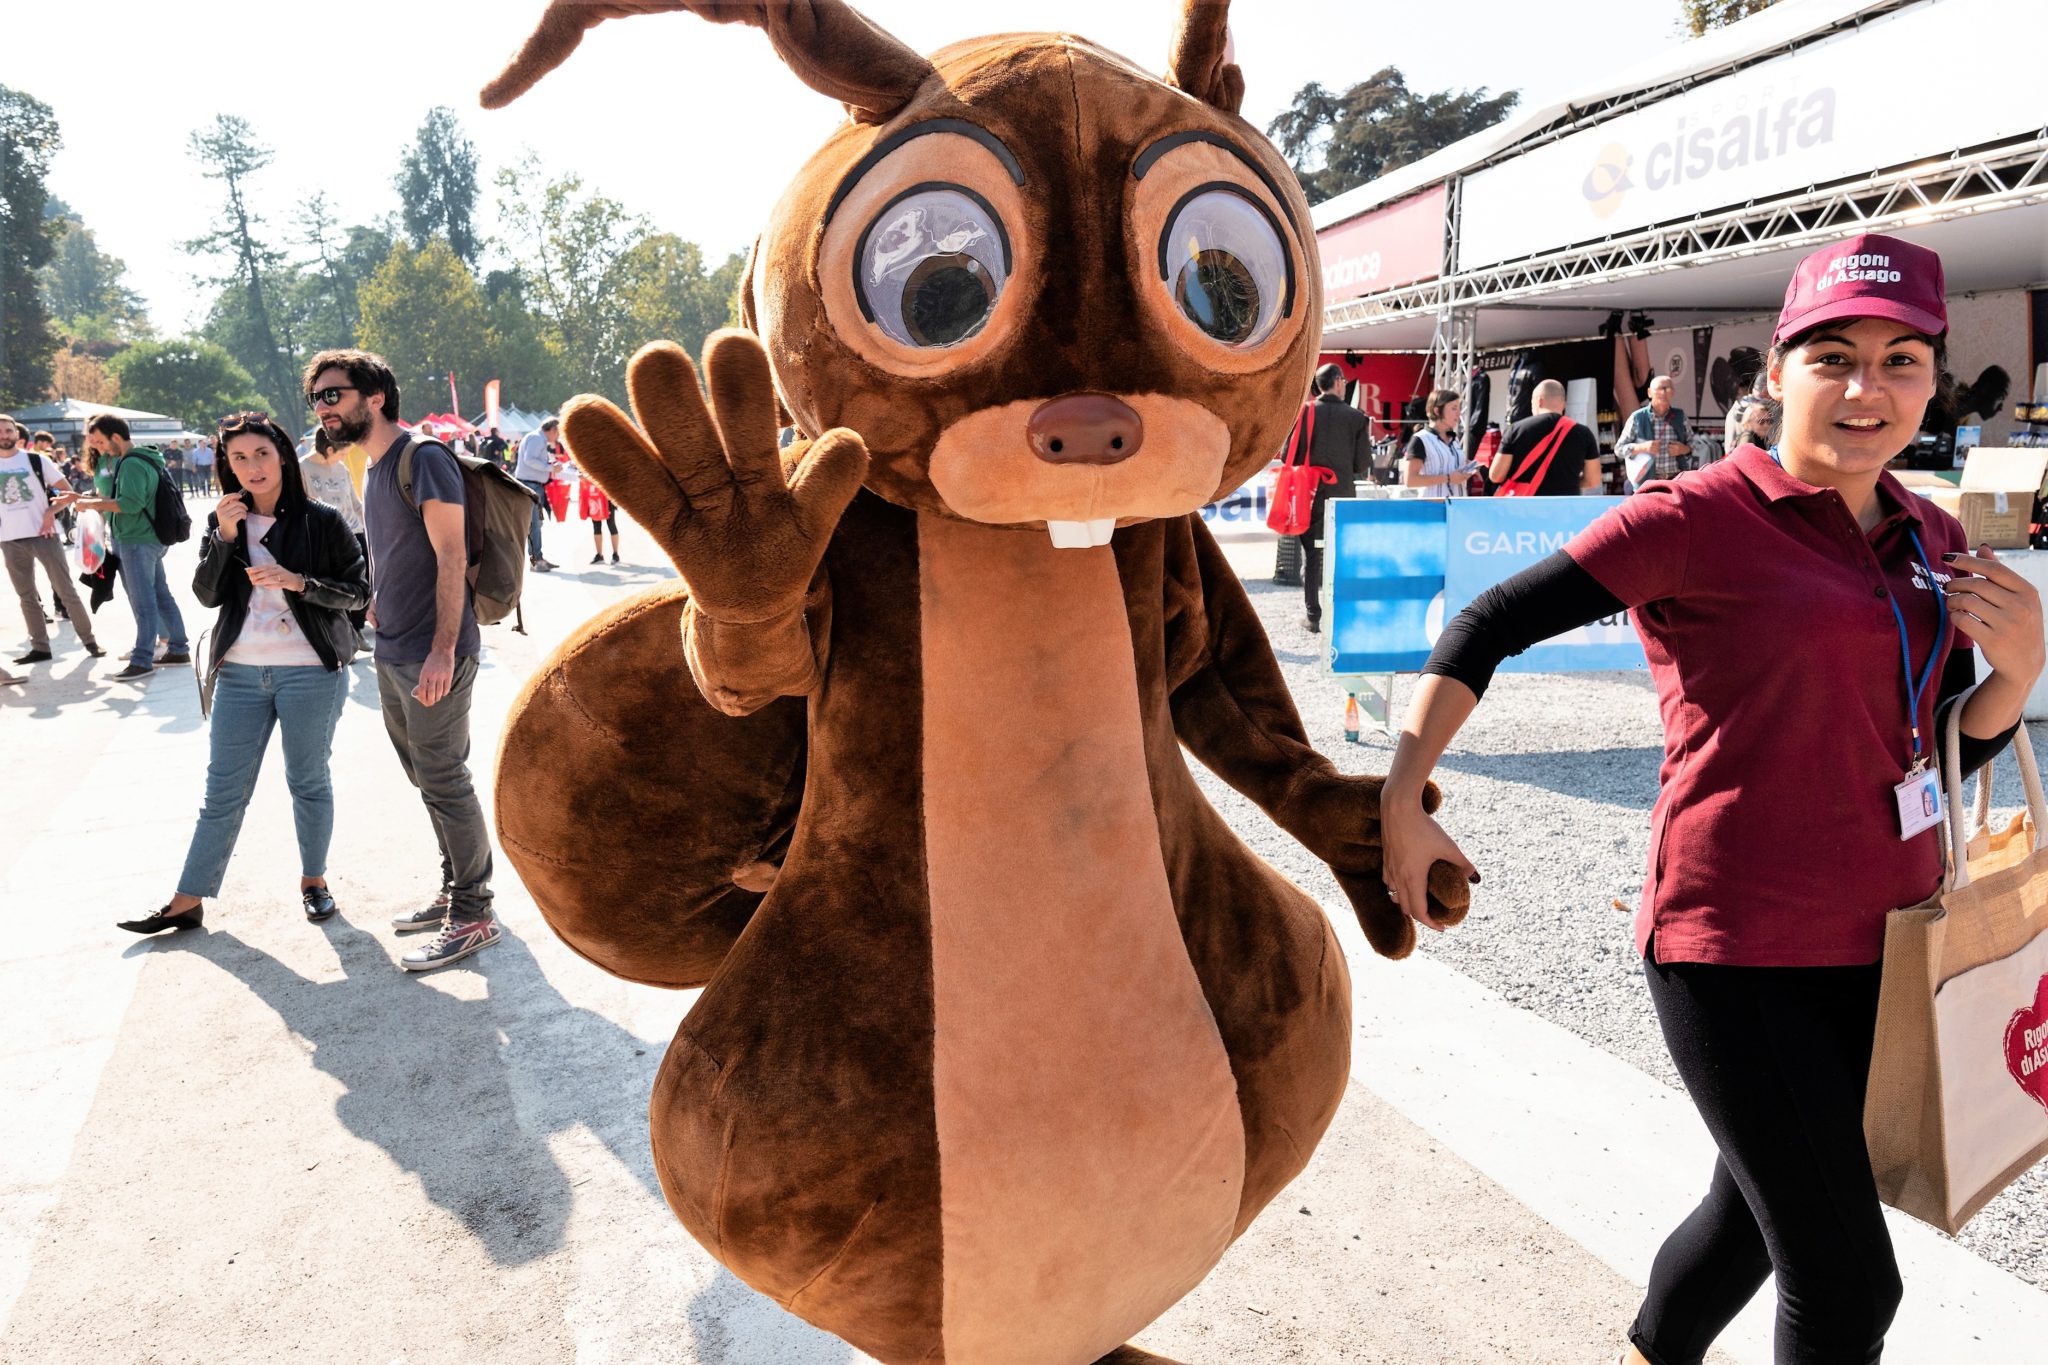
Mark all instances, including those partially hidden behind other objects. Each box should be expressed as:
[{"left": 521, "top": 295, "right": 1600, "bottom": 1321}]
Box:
[{"left": 2005, "top": 973, "right": 2048, "bottom": 1115}]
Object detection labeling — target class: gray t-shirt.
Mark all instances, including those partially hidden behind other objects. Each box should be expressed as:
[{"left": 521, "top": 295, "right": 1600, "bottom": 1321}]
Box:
[{"left": 364, "top": 435, "right": 480, "bottom": 664}]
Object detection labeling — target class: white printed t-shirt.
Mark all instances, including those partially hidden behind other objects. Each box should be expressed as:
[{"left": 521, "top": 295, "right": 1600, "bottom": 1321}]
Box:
[
  {"left": 222, "top": 514, "right": 325, "bottom": 667},
  {"left": 0, "top": 450, "right": 63, "bottom": 542}
]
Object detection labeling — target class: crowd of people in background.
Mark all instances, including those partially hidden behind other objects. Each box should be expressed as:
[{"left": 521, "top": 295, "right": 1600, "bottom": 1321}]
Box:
[{"left": 0, "top": 352, "right": 632, "bottom": 963}]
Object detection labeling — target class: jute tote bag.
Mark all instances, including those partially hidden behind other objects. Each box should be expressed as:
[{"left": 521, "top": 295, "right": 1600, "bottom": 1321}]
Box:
[{"left": 1865, "top": 692, "right": 2048, "bottom": 1234}]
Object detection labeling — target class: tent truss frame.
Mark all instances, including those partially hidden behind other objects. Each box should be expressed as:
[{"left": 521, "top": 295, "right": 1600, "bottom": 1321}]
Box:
[{"left": 1325, "top": 130, "right": 2048, "bottom": 338}]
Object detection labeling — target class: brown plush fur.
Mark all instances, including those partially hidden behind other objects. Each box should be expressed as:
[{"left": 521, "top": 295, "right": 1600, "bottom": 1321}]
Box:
[{"left": 486, "top": 3, "right": 1469, "bottom": 1361}]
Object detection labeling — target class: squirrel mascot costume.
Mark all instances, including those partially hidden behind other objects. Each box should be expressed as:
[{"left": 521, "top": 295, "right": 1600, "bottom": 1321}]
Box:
[{"left": 482, "top": 4, "right": 1470, "bottom": 1361}]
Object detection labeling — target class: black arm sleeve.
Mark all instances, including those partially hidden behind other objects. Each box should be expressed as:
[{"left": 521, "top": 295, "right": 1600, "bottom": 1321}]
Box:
[
  {"left": 1421, "top": 550, "right": 1625, "bottom": 700},
  {"left": 1933, "top": 645, "right": 2021, "bottom": 780}
]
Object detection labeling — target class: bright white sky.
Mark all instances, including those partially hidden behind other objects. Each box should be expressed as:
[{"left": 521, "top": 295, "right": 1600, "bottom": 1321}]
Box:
[{"left": 13, "top": 1, "right": 1691, "bottom": 337}]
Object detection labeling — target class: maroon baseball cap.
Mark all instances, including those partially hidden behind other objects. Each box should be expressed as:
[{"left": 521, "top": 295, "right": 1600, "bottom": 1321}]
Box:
[{"left": 1772, "top": 233, "right": 1946, "bottom": 344}]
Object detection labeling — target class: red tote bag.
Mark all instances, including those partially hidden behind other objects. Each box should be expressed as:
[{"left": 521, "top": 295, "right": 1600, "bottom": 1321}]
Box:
[{"left": 1267, "top": 403, "right": 1335, "bottom": 535}]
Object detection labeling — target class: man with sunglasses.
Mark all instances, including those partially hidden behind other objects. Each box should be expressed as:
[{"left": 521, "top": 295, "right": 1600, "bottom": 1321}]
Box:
[{"left": 304, "top": 350, "right": 501, "bottom": 971}]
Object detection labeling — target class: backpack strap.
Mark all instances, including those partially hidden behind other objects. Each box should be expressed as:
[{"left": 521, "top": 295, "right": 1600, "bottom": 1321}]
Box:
[{"left": 23, "top": 450, "right": 53, "bottom": 504}]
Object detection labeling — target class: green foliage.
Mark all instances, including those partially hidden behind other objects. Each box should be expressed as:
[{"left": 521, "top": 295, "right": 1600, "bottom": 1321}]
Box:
[
  {"left": 396, "top": 108, "right": 482, "bottom": 269},
  {"left": 354, "top": 237, "right": 495, "bottom": 417},
  {"left": 493, "top": 154, "right": 745, "bottom": 405},
  {"left": 1267, "top": 67, "right": 1520, "bottom": 206},
  {"left": 493, "top": 154, "right": 649, "bottom": 403},
  {"left": 481, "top": 270, "right": 573, "bottom": 413},
  {"left": 185, "top": 115, "right": 302, "bottom": 418},
  {"left": 1681, "top": 0, "right": 1776, "bottom": 37},
  {"left": 616, "top": 235, "right": 745, "bottom": 372},
  {"left": 39, "top": 215, "right": 150, "bottom": 341},
  {"left": 0, "top": 84, "right": 62, "bottom": 407},
  {"left": 109, "top": 338, "right": 266, "bottom": 429}
]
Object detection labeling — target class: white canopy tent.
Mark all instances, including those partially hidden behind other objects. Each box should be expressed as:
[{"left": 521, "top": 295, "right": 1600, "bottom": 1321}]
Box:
[{"left": 1312, "top": 0, "right": 2048, "bottom": 442}]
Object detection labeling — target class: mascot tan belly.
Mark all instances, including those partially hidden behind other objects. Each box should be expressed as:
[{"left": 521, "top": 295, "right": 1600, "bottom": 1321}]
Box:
[{"left": 483, "top": 5, "right": 1472, "bottom": 1362}]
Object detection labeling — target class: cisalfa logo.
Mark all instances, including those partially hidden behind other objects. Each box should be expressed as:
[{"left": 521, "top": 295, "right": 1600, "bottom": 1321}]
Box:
[
  {"left": 1578, "top": 89, "right": 1838, "bottom": 223},
  {"left": 1581, "top": 144, "right": 1633, "bottom": 219}
]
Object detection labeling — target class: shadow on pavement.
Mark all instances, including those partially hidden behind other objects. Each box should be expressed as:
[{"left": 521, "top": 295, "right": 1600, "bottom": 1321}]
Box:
[
  {"left": 685, "top": 1267, "right": 858, "bottom": 1364},
  {"left": 150, "top": 917, "right": 668, "bottom": 1267},
  {"left": 1429, "top": 745, "right": 1662, "bottom": 805}
]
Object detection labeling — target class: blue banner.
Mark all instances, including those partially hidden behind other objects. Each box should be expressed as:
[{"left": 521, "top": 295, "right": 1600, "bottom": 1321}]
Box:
[
  {"left": 1327, "top": 499, "right": 1446, "bottom": 675},
  {"left": 1323, "top": 496, "right": 1646, "bottom": 676},
  {"left": 1444, "top": 499, "right": 1643, "bottom": 673}
]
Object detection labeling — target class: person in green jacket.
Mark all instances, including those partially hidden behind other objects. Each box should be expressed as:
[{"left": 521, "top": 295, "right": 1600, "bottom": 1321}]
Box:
[{"left": 63, "top": 414, "right": 189, "bottom": 679}]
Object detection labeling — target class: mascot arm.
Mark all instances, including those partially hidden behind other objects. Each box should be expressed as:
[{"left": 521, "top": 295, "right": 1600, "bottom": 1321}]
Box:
[
  {"left": 561, "top": 330, "right": 868, "bottom": 717},
  {"left": 1166, "top": 517, "right": 1470, "bottom": 959},
  {"left": 682, "top": 568, "right": 833, "bottom": 715}
]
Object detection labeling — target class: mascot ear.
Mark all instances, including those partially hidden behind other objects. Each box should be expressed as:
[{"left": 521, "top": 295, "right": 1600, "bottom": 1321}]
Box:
[
  {"left": 482, "top": 0, "right": 934, "bottom": 125},
  {"left": 1167, "top": 0, "right": 1244, "bottom": 115}
]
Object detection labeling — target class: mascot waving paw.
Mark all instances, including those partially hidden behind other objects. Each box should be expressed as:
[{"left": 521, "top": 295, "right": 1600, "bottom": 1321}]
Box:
[{"left": 486, "top": 3, "right": 1471, "bottom": 1361}]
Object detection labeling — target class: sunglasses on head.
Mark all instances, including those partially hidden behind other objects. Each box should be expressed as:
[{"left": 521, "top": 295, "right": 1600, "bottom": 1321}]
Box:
[
  {"left": 219, "top": 411, "right": 279, "bottom": 436},
  {"left": 306, "top": 385, "right": 360, "bottom": 410}
]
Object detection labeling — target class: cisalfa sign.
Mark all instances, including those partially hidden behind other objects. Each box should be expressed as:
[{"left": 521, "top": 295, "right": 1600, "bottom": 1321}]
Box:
[
  {"left": 1316, "top": 185, "right": 1448, "bottom": 304},
  {"left": 1456, "top": 0, "right": 2038, "bottom": 270}
]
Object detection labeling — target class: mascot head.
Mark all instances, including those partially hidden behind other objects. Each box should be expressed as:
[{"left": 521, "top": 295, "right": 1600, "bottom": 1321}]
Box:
[{"left": 484, "top": 0, "right": 1321, "bottom": 546}]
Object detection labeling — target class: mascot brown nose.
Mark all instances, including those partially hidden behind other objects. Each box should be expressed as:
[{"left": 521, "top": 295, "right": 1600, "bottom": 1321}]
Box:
[{"left": 1028, "top": 393, "right": 1144, "bottom": 465}]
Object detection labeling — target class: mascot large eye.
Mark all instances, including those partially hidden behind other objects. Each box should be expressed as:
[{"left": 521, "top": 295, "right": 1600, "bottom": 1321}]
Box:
[
  {"left": 855, "top": 185, "right": 1011, "bottom": 348},
  {"left": 1158, "top": 186, "right": 1290, "bottom": 348}
]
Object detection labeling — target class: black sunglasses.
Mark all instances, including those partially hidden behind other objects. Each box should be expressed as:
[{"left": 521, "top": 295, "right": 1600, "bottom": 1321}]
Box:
[{"left": 305, "top": 385, "right": 361, "bottom": 410}]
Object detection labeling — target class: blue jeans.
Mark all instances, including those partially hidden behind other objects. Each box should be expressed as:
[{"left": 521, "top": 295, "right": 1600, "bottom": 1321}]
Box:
[
  {"left": 520, "top": 479, "right": 548, "bottom": 558},
  {"left": 114, "top": 538, "right": 188, "bottom": 668},
  {"left": 177, "top": 663, "right": 349, "bottom": 898}
]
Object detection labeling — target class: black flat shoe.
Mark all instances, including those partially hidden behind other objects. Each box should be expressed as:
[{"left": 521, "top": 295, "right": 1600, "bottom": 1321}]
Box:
[
  {"left": 12, "top": 649, "right": 51, "bottom": 664},
  {"left": 117, "top": 904, "right": 204, "bottom": 934},
  {"left": 302, "top": 886, "right": 337, "bottom": 922}
]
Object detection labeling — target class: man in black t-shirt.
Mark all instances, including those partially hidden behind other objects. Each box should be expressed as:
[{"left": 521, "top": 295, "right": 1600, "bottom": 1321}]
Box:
[{"left": 1488, "top": 379, "right": 1602, "bottom": 496}]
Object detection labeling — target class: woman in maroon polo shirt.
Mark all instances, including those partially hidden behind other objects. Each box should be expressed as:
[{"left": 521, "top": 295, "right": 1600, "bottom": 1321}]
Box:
[{"left": 1379, "top": 233, "right": 2044, "bottom": 1365}]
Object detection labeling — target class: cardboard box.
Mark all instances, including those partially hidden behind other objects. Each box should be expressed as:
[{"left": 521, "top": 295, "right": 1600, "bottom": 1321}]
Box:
[{"left": 1950, "top": 448, "right": 2048, "bottom": 549}]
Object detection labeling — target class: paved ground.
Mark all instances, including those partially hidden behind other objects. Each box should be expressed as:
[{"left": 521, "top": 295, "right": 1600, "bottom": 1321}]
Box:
[{"left": 3, "top": 504, "right": 2042, "bottom": 1363}]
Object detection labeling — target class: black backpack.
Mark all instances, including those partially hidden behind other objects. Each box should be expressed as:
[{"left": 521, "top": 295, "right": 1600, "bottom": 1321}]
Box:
[{"left": 116, "top": 450, "right": 192, "bottom": 544}]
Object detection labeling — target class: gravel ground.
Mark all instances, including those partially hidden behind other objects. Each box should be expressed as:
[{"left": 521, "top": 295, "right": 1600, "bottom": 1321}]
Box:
[{"left": 1198, "top": 572, "right": 2048, "bottom": 1291}]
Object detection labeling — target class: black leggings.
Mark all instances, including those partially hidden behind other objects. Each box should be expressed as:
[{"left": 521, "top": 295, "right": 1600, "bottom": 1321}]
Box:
[
  {"left": 1633, "top": 955, "right": 1899, "bottom": 1365},
  {"left": 589, "top": 512, "right": 617, "bottom": 535}
]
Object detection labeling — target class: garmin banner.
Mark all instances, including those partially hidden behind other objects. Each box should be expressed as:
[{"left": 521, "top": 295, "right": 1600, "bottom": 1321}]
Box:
[
  {"left": 1444, "top": 499, "right": 1643, "bottom": 673},
  {"left": 1325, "top": 497, "right": 1645, "bottom": 676},
  {"left": 1456, "top": 0, "right": 2040, "bottom": 269}
]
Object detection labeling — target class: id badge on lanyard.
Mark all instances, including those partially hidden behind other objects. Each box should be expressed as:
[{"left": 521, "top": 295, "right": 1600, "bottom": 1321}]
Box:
[
  {"left": 1884, "top": 527, "right": 1951, "bottom": 839},
  {"left": 1768, "top": 448, "right": 1951, "bottom": 838}
]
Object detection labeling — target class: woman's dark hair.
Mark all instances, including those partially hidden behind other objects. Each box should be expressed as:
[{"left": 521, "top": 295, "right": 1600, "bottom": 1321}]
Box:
[
  {"left": 1767, "top": 322, "right": 1956, "bottom": 430},
  {"left": 1424, "top": 387, "right": 1461, "bottom": 422},
  {"left": 215, "top": 411, "right": 309, "bottom": 513},
  {"left": 302, "top": 347, "right": 402, "bottom": 423}
]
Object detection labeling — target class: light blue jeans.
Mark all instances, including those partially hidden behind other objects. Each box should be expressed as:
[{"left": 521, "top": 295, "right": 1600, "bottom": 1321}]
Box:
[
  {"left": 177, "top": 663, "right": 349, "bottom": 899},
  {"left": 113, "top": 538, "right": 189, "bottom": 668}
]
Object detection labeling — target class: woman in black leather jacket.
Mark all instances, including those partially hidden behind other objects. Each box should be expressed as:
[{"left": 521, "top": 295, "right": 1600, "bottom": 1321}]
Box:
[{"left": 118, "top": 413, "right": 370, "bottom": 934}]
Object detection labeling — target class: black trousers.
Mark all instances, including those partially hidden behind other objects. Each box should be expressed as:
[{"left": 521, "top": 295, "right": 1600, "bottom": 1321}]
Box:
[
  {"left": 1633, "top": 955, "right": 1900, "bottom": 1365},
  {"left": 1298, "top": 534, "right": 1323, "bottom": 622}
]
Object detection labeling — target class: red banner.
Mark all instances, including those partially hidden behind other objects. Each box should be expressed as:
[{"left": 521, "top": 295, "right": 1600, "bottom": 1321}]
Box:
[{"left": 1317, "top": 185, "right": 1448, "bottom": 304}]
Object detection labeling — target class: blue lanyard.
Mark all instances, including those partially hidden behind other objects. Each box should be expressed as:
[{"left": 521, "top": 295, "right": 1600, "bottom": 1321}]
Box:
[{"left": 1770, "top": 448, "right": 1949, "bottom": 768}]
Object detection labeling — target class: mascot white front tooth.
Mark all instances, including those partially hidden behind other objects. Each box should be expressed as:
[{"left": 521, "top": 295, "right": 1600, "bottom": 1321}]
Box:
[
  {"left": 1046, "top": 519, "right": 1092, "bottom": 549},
  {"left": 1086, "top": 518, "right": 1115, "bottom": 546}
]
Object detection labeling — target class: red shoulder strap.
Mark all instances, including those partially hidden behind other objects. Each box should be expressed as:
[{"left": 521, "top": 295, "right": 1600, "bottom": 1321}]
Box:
[{"left": 1504, "top": 417, "right": 1577, "bottom": 492}]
